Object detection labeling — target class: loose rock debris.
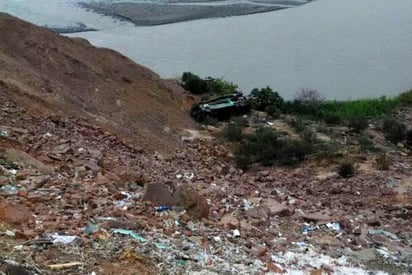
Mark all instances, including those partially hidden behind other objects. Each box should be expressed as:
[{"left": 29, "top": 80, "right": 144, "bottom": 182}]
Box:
[{"left": 0, "top": 99, "right": 411, "bottom": 274}]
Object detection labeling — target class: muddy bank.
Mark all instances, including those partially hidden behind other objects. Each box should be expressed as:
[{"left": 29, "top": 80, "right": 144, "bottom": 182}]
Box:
[
  {"left": 81, "top": 2, "right": 286, "bottom": 26},
  {"left": 45, "top": 23, "right": 97, "bottom": 34}
]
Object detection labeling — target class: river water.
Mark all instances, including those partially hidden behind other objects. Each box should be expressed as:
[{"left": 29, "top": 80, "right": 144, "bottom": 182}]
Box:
[{"left": 1, "top": 0, "right": 412, "bottom": 99}]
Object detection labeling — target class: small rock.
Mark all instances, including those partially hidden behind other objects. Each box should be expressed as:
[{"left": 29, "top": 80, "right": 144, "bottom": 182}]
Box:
[
  {"left": 0, "top": 203, "right": 33, "bottom": 225},
  {"left": 28, "top": 175, "right": 51, "bottom": 187},
  {"left": 264, "top": 199, "right": 292, "bottom": 217},
  {"left": 315, "top": 235, "right": 344, "bottom": 246},
  {"left": 301, "top": 212, "right": 333, "bottom": 223},
  {"left": 346, "top": 248, "right": 377, "bottom": 263},
  {"left": 26, "top": 194, "right": 48, "bottom": 203},
  {"left": 16, "top": 169, "right": 37, "bottom": 180},
  {"left": 0, "top": 176, "right": 9, "bottom": 185},
  {"left": 366, "top": 219, "right": 381, "bottom": 226},
  {"left": 142, "top": 182, "right": 176, "bottom": 206},
  {"left": 240, "top": 220, "right": 253, "bottom": 232},
  {"left": 267, "top": 262, "right": 283, "bottom": 273},
  {"left": 245, "top": 206, "right": 269, "bottom": 220},
  {"left": 310, "top": 269, "right": 322, "bottom": 275},
  {"left": 260, "top": 170, "right": 270, "bottom": 177},
  {"left": 219, "top": 214, "right": 240, "bottom": 229},
  {"left": 251, "top": 245, "right": 267, "bottom": 257},
  {"left": 142, "top": 182, "right": 209, "bottom": 219},
  {"left": 3, "top": 264, "right": 31, "bottom": 275},
  {"left": 338, "top": 217, "right": 352, "bottom": 232}
]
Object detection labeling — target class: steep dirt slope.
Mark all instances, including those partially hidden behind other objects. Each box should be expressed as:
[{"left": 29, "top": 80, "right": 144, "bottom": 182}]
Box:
[{"left": 0, "top": 13, "right": 195, "bottom": 154}]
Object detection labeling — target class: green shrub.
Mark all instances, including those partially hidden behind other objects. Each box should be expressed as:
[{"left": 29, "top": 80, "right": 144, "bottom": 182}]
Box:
[
  {"left": 181, "top": 72, "right": 208, "bottom": 94},
  {"left": 264, "top": 105, "right": 280, "bottom": 118},
  {"left": 234, "top": 127, "right": 313, "bottom": 169},
  {"left": 300, "top": 128, "right": 318, "bottom": 145},
  {"left": 315, "top": 140, "right": 342, "bottom": 160},
  {"left": 233, "top": 116, "right": 249, "bottom": 128},
  {"left": 374, "top": 153, "right": 391, "bottom": 170},
  {"left": 206, "top": 78, "right": 238, "bottom": 96},
  {"left": 276, "top": 139, "right": 313, "bottom": 165},
  {"left": 223, "top": 123, "right": 243, "bottom": 142},
  {"left": 181, "top": 72, "right": 238, "bottom": 96},
  {"left": 338, "top": 162, "right": 355, "bottom": 178},
  {"left": 382, "top": 117, "right": 406, "bottom": 144},
  {"left": 406, "top": 129, "right": 412, "bottom": 147},
  {"left": 349, "top": 116, "right": 368, "bottom": 132},
  {"left": 294, "top": 88, "right": 325, "bottom": 106},
  {"left": 249, "top": 86, "right": 284, "bottom": 111},
  {"left": 397, "top": 90, "right": 412, "bottom": 106},
  {"left": 289, "top": 117, "right": 306, "bottom": 133},
  {"left": 356, "top": 135, "right": 378, "bottom": 152},
  {"left": 234, "top": 150, "right": 253, "bottom": 170},
  {"left": 323, "top": 112, "right": 342, "bottom": 125}
]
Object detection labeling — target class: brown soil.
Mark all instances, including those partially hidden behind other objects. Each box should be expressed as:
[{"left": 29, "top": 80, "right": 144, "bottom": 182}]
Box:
[{"left": 0, "top": 13, "right": 195, "bottom": 155}]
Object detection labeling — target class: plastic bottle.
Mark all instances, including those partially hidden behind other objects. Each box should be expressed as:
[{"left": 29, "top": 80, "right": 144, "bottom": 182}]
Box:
[{"left": 154, "top": 205, "right": 170, "bottom": 212}]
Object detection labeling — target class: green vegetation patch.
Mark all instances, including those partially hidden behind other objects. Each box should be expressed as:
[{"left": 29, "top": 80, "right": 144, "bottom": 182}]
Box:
[{"left": 286, "top": 96, "right": 399, "bottom": 124}]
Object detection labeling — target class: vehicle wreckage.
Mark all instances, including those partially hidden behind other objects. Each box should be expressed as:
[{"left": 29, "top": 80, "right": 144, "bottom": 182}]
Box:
[{"left": 190, "top": 92, "right": 251, "bottom": 122}]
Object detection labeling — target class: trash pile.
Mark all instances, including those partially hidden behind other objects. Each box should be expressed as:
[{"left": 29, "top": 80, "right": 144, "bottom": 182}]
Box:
[{"left": 0, "top": 99, "right": 411, "bottom": 274}]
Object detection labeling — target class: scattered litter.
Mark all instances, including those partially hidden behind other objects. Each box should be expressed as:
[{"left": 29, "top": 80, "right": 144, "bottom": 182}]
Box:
[
  {"left": 176, "top": 172, "right": 195, "bottom": 180},
  {"left": 301, "top": 222, "right": 341, "bottom": 235},
  {"left": 6, "top": 169, "right": 18, "bottom": 175},
  {"left": 376, "top": 247, "right": 399, "bottom": 262},
  {"left": 386, "top": 179, "right": 399, "bottom": 188},
  {"left": 154, "top": 205, "right": 170, "bottom": 212},
  {"left": 301, "top": 225, "right": 313, "bottom": 235},
  {"left": 293, "top": 241, "right": 309, "bottom": 251},
  {"left": 184, "top": 172, "right": 194, "bottom": 180},
  {"left": 242, "top": 199, "right": 252, "bottom": 210},
  {"left": 43, "top": 132, "right": 52, "bottom": 138},
  {"left": 96, "top": 216, "right": 117, "bottom": 221},
  {"left": 213, "top": 236, "right": 221, "bottom": 242},
  {"left": 85, "top": 221, "right": 99, "bottom": 235},
  {"left": 326, "top": 222, "right": 341, "bottom": 232},
  {"left": 4, "top": 230, "right": 15, "bottom": 237},
  {"left": 120, "top": 248, "right": 143, "bottom": 261},
  {"left": 48, "top": 233, "right": 77, "bottom": 244},
  {"left": 111, "top": 228, "right": 147, "bottom": 243},
  {"left": 47, "top": 262, "right": 84, "bottom": 270},
  {"left": 155, "top": 242, "right": 172, "bottom": 249},
  {"left": 0, "top": 130, "right": 8, "bottom": 137},
  {"left": 232, "top": 229, "right": 241, "bottom": 238},
  {"left": 113, "top": 191, "right": 132, "bottom": 207},
  {"left": 369, "top": 229, "right": 399, "bottom": 241},
  {"left": 4, "top": 259, "right": 20, "bottom": 266},
  {"left": 177, "top": 259, "right": 187, "bottom": 266},
  {"left": 1, "top": 185, "right": 19, "bottom": 195}
]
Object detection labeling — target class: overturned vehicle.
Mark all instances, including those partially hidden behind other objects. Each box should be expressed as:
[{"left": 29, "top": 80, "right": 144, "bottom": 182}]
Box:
[{"left": 190, "top": 92, "right": 250, "bottom": 122}]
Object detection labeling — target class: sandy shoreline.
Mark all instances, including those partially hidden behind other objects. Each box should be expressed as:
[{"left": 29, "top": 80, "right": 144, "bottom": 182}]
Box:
[{"left": 81, "top": 2, "right": 287, "bottom": 26}]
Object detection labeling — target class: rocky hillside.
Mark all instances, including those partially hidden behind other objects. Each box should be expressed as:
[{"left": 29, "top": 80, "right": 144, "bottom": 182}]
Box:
[{"left": 0, "top": 13, "right": 195, "bottom": 154}]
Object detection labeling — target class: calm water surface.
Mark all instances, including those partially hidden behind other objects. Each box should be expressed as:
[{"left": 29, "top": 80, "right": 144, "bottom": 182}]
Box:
[{"left": 1, "top": 0, "right": 412, "bottom": 99}]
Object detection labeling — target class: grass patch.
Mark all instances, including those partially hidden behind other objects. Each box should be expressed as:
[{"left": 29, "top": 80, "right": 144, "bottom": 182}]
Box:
[{"left": 286, "top": 96, "right": 399, "bottom": 124}]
